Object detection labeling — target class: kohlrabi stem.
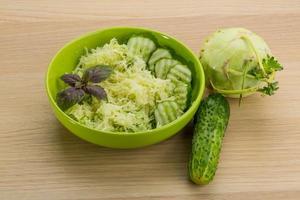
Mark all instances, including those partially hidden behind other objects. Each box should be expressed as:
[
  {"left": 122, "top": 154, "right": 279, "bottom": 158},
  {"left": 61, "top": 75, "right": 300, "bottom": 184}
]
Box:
[
  {"left": 227, "top": 68, "right": 256, "bottom": 79},
  {"left": 210, "top": 70, "right": 275, "bottom": 96},
  {"left": 239, "top": 60, "right": 250, "bottom": 105},
  {"left": 241, "top": 35, "right": 266, "bottom": 76},
  {"left": 210, "top": 81, "right": 258, "bottom": 95}
]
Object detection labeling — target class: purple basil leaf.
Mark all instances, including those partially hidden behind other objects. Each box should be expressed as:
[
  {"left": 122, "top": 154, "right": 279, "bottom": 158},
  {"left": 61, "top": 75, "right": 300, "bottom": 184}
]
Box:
[
  {"left": 85, "top": 85, "right": 107, "bottom": 100},
  {"left": 56, "top": 87, "right": 85, "bottom": 110},
  {"left": 82, "top": 65, "right": 112, "bottom": 83},
  {"left": 61, "top": 74, "right": 82, "bottom": 87}
]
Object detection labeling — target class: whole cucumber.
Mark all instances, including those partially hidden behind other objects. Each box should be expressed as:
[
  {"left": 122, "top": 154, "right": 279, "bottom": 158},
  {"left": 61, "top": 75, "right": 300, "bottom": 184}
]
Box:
[{"left": 188, "top": 93, "right": 230, "bottom": 184}]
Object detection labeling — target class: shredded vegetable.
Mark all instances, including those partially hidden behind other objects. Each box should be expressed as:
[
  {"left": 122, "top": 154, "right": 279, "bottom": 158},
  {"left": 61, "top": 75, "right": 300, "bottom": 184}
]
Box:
[{"left": 67, "top": 39, "right": 176, "bottom": 132}]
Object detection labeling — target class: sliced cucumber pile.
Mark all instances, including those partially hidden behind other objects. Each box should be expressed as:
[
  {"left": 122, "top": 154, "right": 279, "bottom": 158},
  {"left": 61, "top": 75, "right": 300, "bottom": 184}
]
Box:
[
  {"left": 127, "top": 36, "right": 156, "bottom": 61},
  {"left": 127, "top": 35, "right": 193, "bottom": 127}
]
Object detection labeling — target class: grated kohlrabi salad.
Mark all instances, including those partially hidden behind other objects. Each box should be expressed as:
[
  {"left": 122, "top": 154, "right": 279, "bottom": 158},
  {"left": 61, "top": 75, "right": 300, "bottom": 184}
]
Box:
[{"left": 66, "top": 38, "right": 177, "bottom": 132}]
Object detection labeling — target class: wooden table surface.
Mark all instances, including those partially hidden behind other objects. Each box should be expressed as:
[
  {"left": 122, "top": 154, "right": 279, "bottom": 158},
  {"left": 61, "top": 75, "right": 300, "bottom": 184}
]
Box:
[{"left": 1, "top": 1, "right": 300, "bottom": 199}]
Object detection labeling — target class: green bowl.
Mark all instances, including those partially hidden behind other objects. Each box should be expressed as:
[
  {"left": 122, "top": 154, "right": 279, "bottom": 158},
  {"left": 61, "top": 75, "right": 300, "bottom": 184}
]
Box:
[{"left": 46, "top": 27, "right": 205, "bottom": 149}]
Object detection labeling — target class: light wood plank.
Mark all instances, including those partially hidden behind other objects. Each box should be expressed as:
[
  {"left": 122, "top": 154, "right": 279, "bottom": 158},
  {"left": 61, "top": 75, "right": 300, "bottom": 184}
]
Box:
[{"left": 0, "top": 0, "right": 300, "bottom": 199}]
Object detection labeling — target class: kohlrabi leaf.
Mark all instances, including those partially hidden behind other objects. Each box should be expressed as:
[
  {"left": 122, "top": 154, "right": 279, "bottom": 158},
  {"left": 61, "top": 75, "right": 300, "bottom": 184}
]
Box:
[
  {"left": 248, "top": 55, "right": 283, "bottom": 96},
  {"left": 61, "top": 74, "right": 82, "bottom": 87},
  {"left": 258, "top": 81, "right": 279, "bottom": 96},
  {"left": 56, "top": 87, "right": 85, "bottom": 110},
  {"left": 248, "top": 67, "right": 264, "bottom": 80},
  {"left": 82, "top": 65, "right": 112, "bottom": 83},
  {"left": 84, "top": 85, "right": 107, "bottom": 100},
  {"left": 263, "top": 55, "right": 283, "bottom": 74},
  {"left": 248, "top": 56, "right": 283, "bottom": 79}
]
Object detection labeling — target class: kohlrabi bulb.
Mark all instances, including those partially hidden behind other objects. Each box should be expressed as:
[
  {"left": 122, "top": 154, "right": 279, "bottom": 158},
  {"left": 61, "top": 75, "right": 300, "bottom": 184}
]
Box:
[{"left": 200, "top": 28, "right": 282, "bottom": 98}]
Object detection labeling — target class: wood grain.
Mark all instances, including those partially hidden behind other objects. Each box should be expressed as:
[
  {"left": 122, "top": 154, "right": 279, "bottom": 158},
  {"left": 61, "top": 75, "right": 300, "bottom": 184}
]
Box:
[{"left": 1, "top": 0, "right": 300, "bottom": 199}]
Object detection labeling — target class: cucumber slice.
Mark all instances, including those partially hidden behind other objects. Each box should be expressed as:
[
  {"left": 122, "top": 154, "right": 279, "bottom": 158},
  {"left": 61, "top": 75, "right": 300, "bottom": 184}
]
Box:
[
  {"left": 154, "top": 101, "right": 182, "bottom": 127},
  {"left": 154, "top": 58, "right": 180, "bottom": 79},
  {"left": 148, "top": 48, "right": 172, "bottom": 71},
  {"left": 127, "top": 36, "right": 156, "bottom": 61},
  {"left": 166, "top": 64, "right": 192, "bottom": 84},
  {"left": 174, "top": 82, "right": 191, "bottom": 111},
  {"left": 157, "top": 102, "right": 169, "bottom": 125},
  {"left": 164, "top": 101, "right": 178, "bottom": 121}
]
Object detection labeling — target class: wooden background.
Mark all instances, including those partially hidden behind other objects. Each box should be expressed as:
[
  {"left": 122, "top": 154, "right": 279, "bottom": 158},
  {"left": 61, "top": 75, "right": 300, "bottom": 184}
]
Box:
[{"left": 1, "top": 0, "right": 300, "bottom": 199}]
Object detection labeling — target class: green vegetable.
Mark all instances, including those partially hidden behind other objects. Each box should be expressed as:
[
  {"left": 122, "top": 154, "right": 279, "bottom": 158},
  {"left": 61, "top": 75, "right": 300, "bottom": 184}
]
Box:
[
  {"left": 188, "top": 93, "right": 230, "bottom": 184},
  {"left": 174, "top": 82, "right": 191, "bottom": 111},
  {"left": 199, "top": 28, "right": 283, "bottom": 98},
  {"left": 148, "top": 48, "right": 172, "bottom": 71},
  {"left": 154, "top": 58, "right": 180, "bottom": 79},
  {"left": 127, "top": 36, "right": 156, "bottom": 61},
  {"left": 59, "top": 37, "right": 193, "bottom": 132},
  {"left": 66, "top": 38, "right": 183, "bottom": 132},
  {"left": 167, "top": 64, "right": 192, "bottom": 84},
  {"left": 57, "top": 65, "right": 112, "bottom": 110},
  {"left": 77, "top": 39, "right": 127, "bottom": 71},
  {"left": 154, "top": 101, "right": 182, "bottom": 127}
]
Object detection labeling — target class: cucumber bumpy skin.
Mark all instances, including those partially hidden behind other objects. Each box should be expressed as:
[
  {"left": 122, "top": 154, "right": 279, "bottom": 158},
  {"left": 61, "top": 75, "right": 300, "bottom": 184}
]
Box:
[{"left": 188, "top": 93, "right": 230, "bottom": 184}]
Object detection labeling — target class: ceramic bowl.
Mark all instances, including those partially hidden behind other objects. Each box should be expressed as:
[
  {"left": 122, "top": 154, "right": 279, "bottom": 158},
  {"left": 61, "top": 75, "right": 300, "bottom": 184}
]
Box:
[{"left": 46, "top": 27, "right": 205, "bottom": 148}]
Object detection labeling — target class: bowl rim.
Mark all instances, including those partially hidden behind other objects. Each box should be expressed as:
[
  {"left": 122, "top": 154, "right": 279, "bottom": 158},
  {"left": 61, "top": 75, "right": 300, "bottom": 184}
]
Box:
[{"left": 46, "top": 26, "right": 205, "bottom": 135}]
